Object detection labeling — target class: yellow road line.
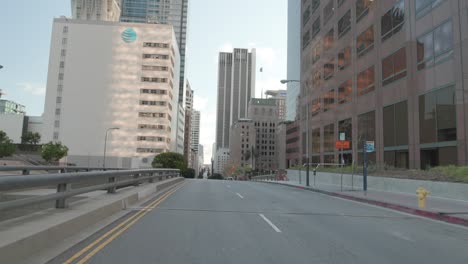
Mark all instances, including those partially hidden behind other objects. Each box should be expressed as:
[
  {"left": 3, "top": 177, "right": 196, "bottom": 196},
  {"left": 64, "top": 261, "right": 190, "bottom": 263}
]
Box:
[{"left": 63, "top": 181, "right": 186, "bottom": 264}]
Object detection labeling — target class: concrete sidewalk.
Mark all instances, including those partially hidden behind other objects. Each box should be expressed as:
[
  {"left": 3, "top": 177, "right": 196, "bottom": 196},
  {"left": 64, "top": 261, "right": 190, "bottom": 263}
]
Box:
[{"left": 260, "top": 180, "right": 468, "bottom": 227}]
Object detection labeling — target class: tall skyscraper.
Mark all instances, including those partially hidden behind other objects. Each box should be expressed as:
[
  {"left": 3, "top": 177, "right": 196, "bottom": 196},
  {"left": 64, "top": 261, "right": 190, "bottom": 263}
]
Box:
[
  {"left": 191, "top": 110, "right": 200, "bottom": 151},
  {"left": 183, "top": 82, "right": 193, "bottom": 165},
  {"left": 120, "top": 0, "right": 189, "bottom": 105},
  {"left": 71, "top": 0, "right": 121, "bottom": 21},
  {"left": 215, "top": 48, "right": 256, "bottom": 151},
  {"left": 286, "top": 0, "right": 300, "bottom": 121}
]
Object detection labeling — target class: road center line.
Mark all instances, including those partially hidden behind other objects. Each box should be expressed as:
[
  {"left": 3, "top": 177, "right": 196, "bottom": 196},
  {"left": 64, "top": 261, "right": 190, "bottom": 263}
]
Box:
[
  {"left": 236, "top": 193, "right": 244, "bottom": 199},
  {"left": 259, "top": 214, "right": 282, "bottom": 233}
]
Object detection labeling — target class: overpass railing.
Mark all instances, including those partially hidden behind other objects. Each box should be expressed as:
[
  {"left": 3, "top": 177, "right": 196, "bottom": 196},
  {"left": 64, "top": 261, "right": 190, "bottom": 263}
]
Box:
[
  {"left": 0, "top": 168, "right": 180, "bottom": 210},
  {"left": 251, "top": 174, "right": 276, "bottom": 181},
  {"left": 0, "top": 166, "right": 123, "bottom": 175}
]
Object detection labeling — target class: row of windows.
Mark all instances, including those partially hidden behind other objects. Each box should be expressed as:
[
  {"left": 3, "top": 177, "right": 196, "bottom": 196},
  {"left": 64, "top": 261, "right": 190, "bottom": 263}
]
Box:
[
  {"left": 140, "top": 89, "right": 172, "bottom": 98},
  {"left": 138, "top": 112, "right": 166, "bottom": 118},
  {"left": 141, "top": 77, "right": 168, "bottom": 83},
  {"left": 142, "top": 65, "right": 169, "bottom": 71},
  {"left": 143, "top": 42, "right": 169, "bottom": 48},
  {"left": 136, "top": 148, "right": 164, "bottom": 154},
  {"left": 304, "top": 0, "right": 444, "bottom": 50},
  {"left": 137, "top": 136, "right": 169, "bottom": 143},
  {"left": 306, "top": 85, "right": 455, "bottom": 153},
  {"left": 142, "top": 53, "right": 169, "bottom": 60},
  {"left": 140, "top": 100, "right": 169, "bottom": 106},
  {"left": 138, "top": 124, "right": 171, "bottom": 132}
]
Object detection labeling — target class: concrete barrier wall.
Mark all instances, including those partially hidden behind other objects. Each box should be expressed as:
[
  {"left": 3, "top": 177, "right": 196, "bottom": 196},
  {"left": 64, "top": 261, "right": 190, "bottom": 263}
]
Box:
[
  {"left": 0, "top": 177, "right": 184, "bottom": 264},
  {"left": 286, "top": 170, "right": 468, "bottom": 201}
]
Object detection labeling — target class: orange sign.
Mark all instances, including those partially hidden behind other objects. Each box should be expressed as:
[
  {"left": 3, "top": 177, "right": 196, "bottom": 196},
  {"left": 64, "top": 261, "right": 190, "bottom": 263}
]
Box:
[{"left": 335, "top": 140, "right": 350, "bottom": 149}]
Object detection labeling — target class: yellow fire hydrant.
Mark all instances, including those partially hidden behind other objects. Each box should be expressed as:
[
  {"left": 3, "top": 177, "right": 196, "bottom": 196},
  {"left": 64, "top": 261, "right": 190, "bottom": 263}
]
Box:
[{"left": 416, "top": 187, "right": 430, "bottom": 209}]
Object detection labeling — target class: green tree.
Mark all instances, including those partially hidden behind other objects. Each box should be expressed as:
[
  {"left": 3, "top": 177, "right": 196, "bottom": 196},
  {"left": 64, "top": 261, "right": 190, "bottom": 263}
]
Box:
[
  {"left": 41, "top": 142, "right": 69, "bottom": 162},
  {"left": 152, "top": 152, "right": 188, "bottom": 177},
  {"left": 0, "top": 130, "right": 16, "bottom": 158},
  {"left": 21, "top": 132, "right": 41, "bottom": 145},
  {"left": 183, "top": 168, "right": 196, "bottom": 178}
]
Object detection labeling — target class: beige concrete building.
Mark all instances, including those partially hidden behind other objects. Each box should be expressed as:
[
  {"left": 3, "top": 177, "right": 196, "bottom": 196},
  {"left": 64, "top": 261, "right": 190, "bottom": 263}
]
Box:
[
  {"left": 229, "top": 119, "right": 256, "bottom": 170},
  {"left": 300, "top": 0, "right": 468, "bottom": 169},
  {"left": 265, "top": 90, "right": 287, "bottom": 121},
  {"left": 248, "top": 98, "right": 280, "bottom": 171}
]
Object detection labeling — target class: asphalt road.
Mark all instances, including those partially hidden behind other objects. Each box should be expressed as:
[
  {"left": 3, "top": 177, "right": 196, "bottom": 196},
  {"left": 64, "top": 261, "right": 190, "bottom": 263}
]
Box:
[{"left": 53, "top": 179, "right": 468, "bottom": 264}]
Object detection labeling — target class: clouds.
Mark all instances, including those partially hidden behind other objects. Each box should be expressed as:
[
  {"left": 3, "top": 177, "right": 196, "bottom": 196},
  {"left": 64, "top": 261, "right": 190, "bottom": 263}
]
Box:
[{"left": 16, "top": 82, "right": 46, "bottom": 95}]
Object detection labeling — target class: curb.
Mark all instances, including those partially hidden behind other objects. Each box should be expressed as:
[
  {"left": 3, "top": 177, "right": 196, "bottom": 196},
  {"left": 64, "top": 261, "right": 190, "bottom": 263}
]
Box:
[{"left": 258, "top": 180, "right": 468, "bottom": 228}]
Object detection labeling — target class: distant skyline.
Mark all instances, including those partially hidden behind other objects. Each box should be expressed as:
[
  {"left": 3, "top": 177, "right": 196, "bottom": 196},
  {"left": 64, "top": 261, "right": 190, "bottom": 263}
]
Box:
[{"left": 0, "top": 0, "right": 288, "bottom": 163}]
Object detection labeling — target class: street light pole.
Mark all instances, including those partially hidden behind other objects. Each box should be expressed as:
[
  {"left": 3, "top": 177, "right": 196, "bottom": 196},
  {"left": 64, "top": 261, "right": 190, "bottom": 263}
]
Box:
[
  {"left": 281, "top": 79, "right": 310, "bottom": 187},
  {"left": 103, "top": 127, "right": 119, "bottom": 168}
]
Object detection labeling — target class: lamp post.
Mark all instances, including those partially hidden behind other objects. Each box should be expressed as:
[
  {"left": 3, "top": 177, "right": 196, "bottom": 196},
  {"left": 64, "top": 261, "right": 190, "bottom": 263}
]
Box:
[
  {"left": 103, "top": 127, "right": 119, "bottom": 168},
  {"left": 281, "top": 79, "right": 310, "bottom": 187}
]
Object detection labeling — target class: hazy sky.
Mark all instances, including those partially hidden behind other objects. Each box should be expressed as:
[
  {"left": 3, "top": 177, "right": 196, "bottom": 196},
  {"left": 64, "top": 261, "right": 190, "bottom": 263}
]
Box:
[{"left": 0, "top": 0, "right": 288, "bottom": 163}]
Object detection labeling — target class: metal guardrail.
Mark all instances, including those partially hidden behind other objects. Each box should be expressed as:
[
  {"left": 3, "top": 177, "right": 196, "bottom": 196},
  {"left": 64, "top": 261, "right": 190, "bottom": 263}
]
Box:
[
  {"left": 0, "top": 166, "right": 123, "bottom": 175},
  {"left": 251, "top": 174, "right": 276, "bottom": 181},
  {"left": 0, "top": 168, "right": 180, "bottom": 211}
]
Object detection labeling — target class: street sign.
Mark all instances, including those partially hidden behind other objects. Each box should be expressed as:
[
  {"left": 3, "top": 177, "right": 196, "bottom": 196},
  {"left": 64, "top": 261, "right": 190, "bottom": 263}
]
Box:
[
  {"left": 339, "top": 132, "right": 345, "bottom": 141},
  {"left": 335, "top": 140, "right": 350, "bottom": 149},
  {"left": 365, "top": 141, "right": 375, "bottom": 152}
]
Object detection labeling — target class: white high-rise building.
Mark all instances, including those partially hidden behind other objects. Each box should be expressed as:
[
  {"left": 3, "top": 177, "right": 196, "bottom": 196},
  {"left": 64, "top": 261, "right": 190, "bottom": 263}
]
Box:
[
  {"left": 43, "top": 18, "right": 180, "bottom": 168},
  {"left": 71, "top": 0, "right": 121, "bottom": 21}
]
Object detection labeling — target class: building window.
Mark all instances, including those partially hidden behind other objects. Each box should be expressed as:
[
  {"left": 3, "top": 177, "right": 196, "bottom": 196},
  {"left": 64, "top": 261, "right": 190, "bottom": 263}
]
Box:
[
  {"left": 381, "top": 0, "right": 405, "bottom": 42},
  {"left": 53, "top": 132, "right": 59, "bottom": 140},
  {"left": 303, "top": 30, "right": 311, "bottom": 49},
  {"left": 63, "top": 26, "right": 68, "bottom": 33},
  {"left": 303, "top": 5, "right": 311, "bottom": 26},
  {"left": 384, "top": 100, "right": 408, "bottom": 147},
  {"left": 323, "top": 89, "right": 335, "bottom": 112},
  {"left": 311, "top": 98, "right": 321, "bottom": 116},
  {"left": 324, "top": 29, "right": 334, "bottom": 51},
  {"left": 324, "top": 0, "right": 334, "bottom": 25},
  {"left": 59, "top": 61, "right": 65, "bottom": 68},
  {"left": 62, "top": 38, "right": 67, "bottom": 45},
  {"left": 139, "top": 100, "right": 167, "bottom": 106},
  {"left": 357, "top": 66, "right": 375, "bottom": 96},
  {"left": 312, "top": 128, "right": 320, "bottom": 154},
  {"left": 338, "top": 10, "right": 351, "bottom": 38},
  {"left": 55, "top": 108, "right": 61, "bottom": 115},
  {"left": 358, "top": 111, "right": 376, "bottom": 149},
  {"left": 312, "top": 0, "right": 320, "bottom": 14},
  {"left": 323, "top": 59, "right": 335, "bottom": 80},
  {"left": 56, "top": 97, "right": 62, "bottom": 103},
  {"left": 138, "top": 124, "right": 165, "bottom": 130},
  {"left": 58, "top": 73, "right": 64, "bottom": 80},
  {"left": 382, "top": 46, "right": 407, "bottom": 86},
  {"left": 312, "top": 17, "right": 321, "bottom": 39},
  {"left": 61, "top": 49, "right": 66, "bottom": 56},
  {"left": 54, "top": 120, "right": 60, "bottom": 128},
  {"left": 138, "top": 112, "right": 166, "bottom": 118},
  {"left": 338, "top": 46, "right": 351, "bottom": 70},
  {"left": 417, "top": 20, "right": 453, "bottom": 70},
  {"left": 324, "top": 123, "right": 335, "bottom": 152},
  {"left": 416, "top": 0, "right": 445, "bottom": 18},
  {"left": 356, "top": 0, "right": 372, "bottom": 22},
  {"left": 419, "top": 85, "right": 456, "bottom": 144},
  {"left": 338, "top": 80, "right": 352, "bottom": 104},
  {"left": 136, "top": 148, "right": 164, "bottom": 153},
  {"left": 312, "top": 70, "right": 322, "bottom": 88},
  {"left": 312, "top": 42, "right": 322, "bottom": 64},
  {"left": 356, "top": 26, "right": 374, "bottom": 57}
]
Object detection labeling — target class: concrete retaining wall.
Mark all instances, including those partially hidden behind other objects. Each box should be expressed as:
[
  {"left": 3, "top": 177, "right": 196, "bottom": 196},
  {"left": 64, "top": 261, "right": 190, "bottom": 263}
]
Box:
[{"left": 287, "top": 170, "right": 468, "bottom": 201}]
